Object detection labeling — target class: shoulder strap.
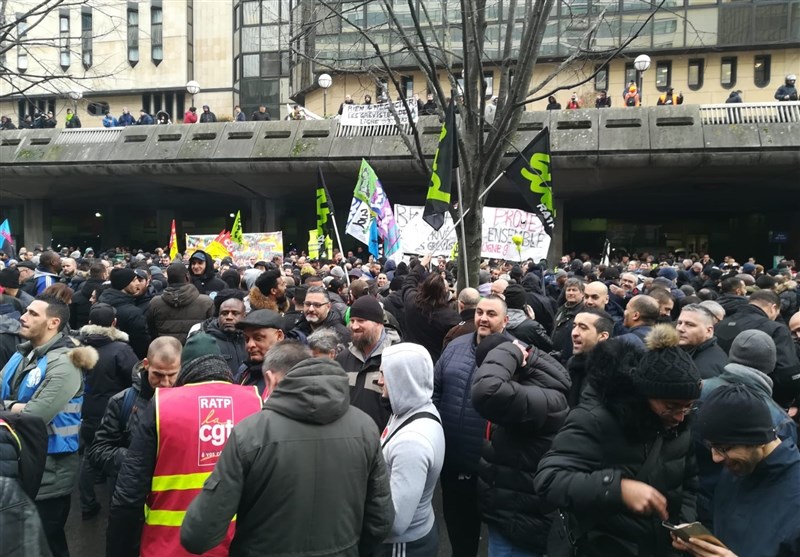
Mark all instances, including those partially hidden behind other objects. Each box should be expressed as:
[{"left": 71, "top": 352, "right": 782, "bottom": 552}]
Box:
[
  {"left": 636, "top": 434, "right": 664, "bottom": 481},
  {"left": 119, "top": 388, "right": 138, "bottom": 431},
  {"left": 381, "top": 411, "right": 441, "bottom": 448}
]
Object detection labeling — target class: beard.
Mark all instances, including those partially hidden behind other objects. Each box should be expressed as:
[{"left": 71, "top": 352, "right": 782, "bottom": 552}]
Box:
[{"left": 353, "top": 330, "right": 379, "bottom": 353}]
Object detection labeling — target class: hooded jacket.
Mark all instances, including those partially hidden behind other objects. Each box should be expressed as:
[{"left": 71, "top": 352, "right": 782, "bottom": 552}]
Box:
[
  {"left": 472, "top": 342, "right": 570, "bottom": 553},
  {"left": 79, "top": 324, "right": 138, "bottom": 422},
  {"left": 552, "top": 301, "right": 584, "bottom": 363},
  {"left": 505, "top": 309, "right": 553, "bottom": 352},
  {"left": 98, "top": 288, "right": 152, "bottom": 359},
  {"left": 521, "top": 273, "right": 557, "bottom": 333},
  {"left": 534, "top": 340, "right": 698, "bottom": 557},
  {"left": 197, "top": 318, "right": 248, "bottom": 375},
  {"left": 180, "top": 358, "right": 394, "bottom": 557},
  {"left": 380, "top": 344, "right": 445, "bottom": 544},
  {"left": 70, "top": 277, "right": 106, "bottom": 329},
  {"left": 32, "top": 266, "right": 59, "bottom": 295},
  {"left": 189, "top": 250, "right": 227, "bottom": 295},
  {"left": 146, "top": 283, "right": 213, "bottom": 344}
]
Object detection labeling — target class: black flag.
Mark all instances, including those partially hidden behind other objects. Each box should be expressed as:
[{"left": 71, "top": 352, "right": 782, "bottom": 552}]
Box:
[
  {"left": 504, "top": 127, "right": 555, "bottom": 236},
  {"left": 423, "top": 98, "right": 459, "bottom": 231},
  {"left": 316, "top": 167, "right": 335, "bottom": 257}
]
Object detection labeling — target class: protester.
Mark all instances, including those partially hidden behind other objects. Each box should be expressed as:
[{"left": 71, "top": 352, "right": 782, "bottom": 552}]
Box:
[
  {"left": 676, "top": 304, "right": 728, "bottom": 379},
  {"left": 146, "top": 262, "right": 213, "bottom": 344},
  {"left": 235, "top": 309, "right": 286, "bottom": 396}
]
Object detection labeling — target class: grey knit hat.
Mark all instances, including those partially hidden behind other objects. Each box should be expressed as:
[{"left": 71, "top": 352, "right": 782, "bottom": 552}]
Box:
[{"left": 728, "top": 330, "right": 776, "bottom": 375}]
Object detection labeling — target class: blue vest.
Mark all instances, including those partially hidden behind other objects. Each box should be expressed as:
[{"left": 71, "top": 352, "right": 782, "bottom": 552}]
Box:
[{"left": 0, "top": 350, "right": 82, "bottom": 454}]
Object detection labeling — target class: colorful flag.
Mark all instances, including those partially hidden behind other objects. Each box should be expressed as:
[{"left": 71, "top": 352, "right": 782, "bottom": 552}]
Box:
[
  {"left": 168, "top": 219, "right": 178, "bottom": 260},
  {"left": 346, "top": 159, "right": 377, "bottom": 246},
  {"left": 503, "top": 127, "right": 555, "bottom": 236},
  {"left": 345, "top": 159, "right": 402, "bottom": 260},
  {"left": 423, "top": 97, "right": 459, "bottom": 231},
  {"left": 205, "top": 230, "right": 233, "bottom": 260},
  {"left": 316, "top": 168, "right": 335, "bottom": 258},
  {"left": 231, "top": 211, "right": 244, "bottom": 245},
  {"left": 0, "top": 219, "right": 14, "bottom": 257},
  {"left": 308, "top": 229, "right": 320, "bottom": 259}
]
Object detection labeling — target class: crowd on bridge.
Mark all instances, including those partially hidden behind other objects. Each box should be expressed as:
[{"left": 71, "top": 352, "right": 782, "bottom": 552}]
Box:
[{"left": 1, "top": 243, "right": 799, "bottom": 557}]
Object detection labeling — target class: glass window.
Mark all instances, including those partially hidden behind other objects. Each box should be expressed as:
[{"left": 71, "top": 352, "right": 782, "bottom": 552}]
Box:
[
  {"left": 687, "top": 59, "right": 703, "bottom": 90},
  {"left": 81, "top": 9, "right": 92, "bottom": 69},
  {"left": 260, "top": 51, "right": 281, "bottom": 76},
  {"left": 484, "top": 72, "right": 494, "bottom": 96},
  {"left": 720, "top": 56, "right": 736, "bottom": 88},
  {"left": 753, "top": 55, "right": 770, "bottom": 88},
  {"left": 60, "top": 14, "right": 69, "bottom": 33},
  {"left": 243, "top": 54, "right": 259, "bottom": 77},
  {"left": 127, "top": 6, "right": 139, "bottom": 65},
  {"left": 59, "top": 13, "right": 70, "bottom": 69},
  {"left": 242, "top": 1, "right": 260, "bottom": 25},
  {"left": 151, "top": 5, "right": 163, "bottom": 64},
  {"left": 595, "top": 64, "right": 608, "bottom": 91},
  {"left": 260, "top": 25, "right": 280, "bottom": 50},
  {"left": 625, "top": 62, "right": 637, "bottom": 88},
  {"left": 401, "top": 76, "right": 414, "bottom": 99},
  {"left": 655, "top": 61, "right": 671, "bottom": 91},
  {"left": 242, "top": 27, "right": 259, "bottom": 52}
]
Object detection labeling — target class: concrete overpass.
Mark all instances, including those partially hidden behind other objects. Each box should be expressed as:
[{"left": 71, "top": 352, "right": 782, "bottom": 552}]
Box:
[{"left": 1, "top": 103, "right": 798, "bottom": 256}]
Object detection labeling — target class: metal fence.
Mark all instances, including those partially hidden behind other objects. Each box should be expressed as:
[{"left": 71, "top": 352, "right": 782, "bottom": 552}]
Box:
[
  {"left": 54, "top": 127, "right": 123, "bottom": 145},
  {"left": 335, "top": 122, "right": 414, "bottom": 137},
  {"left": 699, "top": 101, "right": 800, "bottom": 125}
]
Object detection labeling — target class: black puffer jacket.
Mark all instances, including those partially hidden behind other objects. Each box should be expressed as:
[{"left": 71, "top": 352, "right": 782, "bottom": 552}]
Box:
[
  {"left": 189, "top": 250, "right": 227, "bottom": 295},
  {"left": 715, "top": 303, "right": 800, "bottom": 406},
  {"left": 146, "top": 283, "right": 213, "bottom": 344},
  {"left": 199, "top": 318, "right": 247, "bottom": 375},
  {"left": 79, "top": 325, "right": 138, "bottom": 422},
  {"left": 290, "top": 307, "right": 351, "bottom": 344},
  {"left": 552, "top": 301, "right": 583, "bottom": 363},
  {"left": 685, "top": 337, "right": 727, "bottom": 380},
  {"left": 534, "top": 341, "right": 698, "bottom": 557},
  {"left": 98, "top": 288, "right": 151, "bottom": 359},
  {"left": 472, "top": 343, "right": 570, "bottom": 553},
  {"left": 505, "top": 309, "right": 553, "bottom": 352},
  {"left": 87, "top": 364, "right": 153, "bottom": 479},
  {"left": 70, "top": 277, "right": 105, "bottom": 330},
  {"left": 521, "top": 273, "right": 557, "bottom": 333}
]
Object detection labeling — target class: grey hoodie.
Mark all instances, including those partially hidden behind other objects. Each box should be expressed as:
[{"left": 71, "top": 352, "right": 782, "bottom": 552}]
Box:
[{"left": 381, "top": 343, "right": 445, "bottom": 543}]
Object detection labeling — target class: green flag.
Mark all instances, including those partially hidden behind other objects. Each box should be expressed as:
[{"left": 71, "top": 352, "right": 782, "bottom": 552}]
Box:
[
  {"left": 231, "top": 210, "right": 244, "bottom": 245},
  {"left": 504, "top": 127, "right": 555, "bottom": 236},
  {"left": 316, "top": 167, "right": 335, "bottom": 258},
  {"left": 423, "top": 98, "right": 458, "bottom": 231}
]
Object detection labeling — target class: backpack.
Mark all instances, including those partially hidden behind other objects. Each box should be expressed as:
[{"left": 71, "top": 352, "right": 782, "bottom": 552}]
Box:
[
  {"left": 0, "top": 412, "right": 48, "bottom": 499},
  {"left": 625, "top": 94, "right": 637, "bottom": 107},
  {"left": 119, "top": 388, "right": 138, "bottom": 432}
]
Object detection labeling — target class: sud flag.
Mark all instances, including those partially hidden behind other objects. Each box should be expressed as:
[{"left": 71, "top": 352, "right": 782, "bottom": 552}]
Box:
[
  {"left": 503, "top": 127, "right": 555, "bottom": 236},
  {"left": 231, "top": 211, "right": 244, "bottom": 245},
  {"left": 422, "top": 97, "right": 459, "bottom": 231},
  {"left": 168, "top": 219, "right": 178, "bottom": 261}
]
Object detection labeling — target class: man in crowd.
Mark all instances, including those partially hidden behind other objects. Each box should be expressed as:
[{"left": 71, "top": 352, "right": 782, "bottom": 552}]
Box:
[
  {"left": 552, "top": 278, "right": 585, "bottom": 363},
  {"left": 716, "top": 277, "right": 748, "bottom": 318},
  {"left": 188, "top": 251, "right": 227, "bottom": 295},
  {"left": 107, "top": 333, "right": 262, "bottom": 557},
  {"left": 190, "top": 292, "right": 248, "bottom": 375},
  {"left": 715, "top": 290, "right": 800, "bottom": 407},
  {"left": 433, "top": 295, "right": 513, "bottom": 557},
  {"left": 250, "top": 269, "right": 288, "bottom": 313},
  {"left": 290, "top": 285, "right": 350, "bottom": 342},
  {"left": 1, "top": 296, "right": 98, "bottom": 557},
  {"left": 98, "top": 268, "right": 152, "bottom": 359},
  {"left": 566, "top": 308, "right": 614, "bottom": 407},
  {"left": 33, "top": 250, "right": 62, "bottom": 295},
  {"left": 676, "top": 304, "right": 728, "bottom": 379},
  {"left": 235, "top": 309, "right": 286, "bottom": 396},
  {"left": 71, "top": 263, "right": 107, "bottom": 329},
  {"left": 336, "top": 295, "right": 400, "bottom": 431},
  {"left": 617, "top": 294, "right": 658, "bottom": 349},
  {"left": 181, "top": 341, "right": 394, "bottom": 556},
  {"left": 146, "top": 262, "right": 213, "bottom": 344},
  {"left": 443, "top": 287, "right": 480, "bottom": 348}
]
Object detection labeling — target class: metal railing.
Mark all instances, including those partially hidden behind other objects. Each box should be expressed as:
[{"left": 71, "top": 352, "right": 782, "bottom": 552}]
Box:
[
  {"left": 699, "top": 101, "right": 800, "bottom": 125},
  {"left": 335, "top": 122, "right": 414, "bottom": 137},
  {"left": 54, "top": 127, "right": 123, "bottom": 145}
]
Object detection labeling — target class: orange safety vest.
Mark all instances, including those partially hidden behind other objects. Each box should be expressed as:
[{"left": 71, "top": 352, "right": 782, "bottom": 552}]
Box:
[{"left": 140, "top": 381, "right": 262, "bottom": 557}]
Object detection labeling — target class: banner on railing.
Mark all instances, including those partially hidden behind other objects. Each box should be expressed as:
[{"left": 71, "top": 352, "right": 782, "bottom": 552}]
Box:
[
  {"left": 340, "top": 100, "right": 418, "bottom": 127},
  {"left": 185, "top": 231, "right": 283, "bottom": 266},
  {"left": 395, "top": 205, "right": 551, "bottom": 261}
]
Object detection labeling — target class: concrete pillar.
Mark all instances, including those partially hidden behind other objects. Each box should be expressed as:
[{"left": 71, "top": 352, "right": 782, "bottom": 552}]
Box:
[
  {"left": 546, "top": 198, "right": 565, "bottom": 264},
  {"left": 23, "top": 199, "right": 52, "bottom": 249},
  {"left": 250, "top": 198, "right": 266, "bottom": 233}
]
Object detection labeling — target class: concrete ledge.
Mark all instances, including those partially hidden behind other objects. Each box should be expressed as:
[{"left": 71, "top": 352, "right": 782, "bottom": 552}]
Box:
[
  {"left": 758, "top": 123, "right": 800, "bottom": 166},
  {"left": 112, "top": 126, "right": 160, "bottom": 161},
  {"left": 550, "top": 109, "right": 598, "bottom": 168},
  {"left": 598, "top": 108, "right": 650, "bottom": 167},
  {"left": 145, "top": 125, "right": 190, "bottom": 159},
  {"left": 7, "top": 129, "right": 61, "bottom": 164},
  {"left": 250, "top": 121, "right": 299, "bottom": 159},
  {"left": 288, "top": 120, "right": 336, "bottom": 159},
  {"left": 0, "top": 130, "right": 24, "bottom": 163},
  {"left": 177, "top": 123, "right": 225, "bottom": 160},
  {"left": 649, "top": 105, "right": 703, "bottom": 168}
]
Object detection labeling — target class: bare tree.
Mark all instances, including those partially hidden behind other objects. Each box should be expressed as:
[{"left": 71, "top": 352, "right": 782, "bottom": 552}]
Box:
[
  {"left": 293, "top": 0, "right": 667, "bottom": 285},
  {"left": 0, "top": 0, "right": 126, "bottom": 102}
]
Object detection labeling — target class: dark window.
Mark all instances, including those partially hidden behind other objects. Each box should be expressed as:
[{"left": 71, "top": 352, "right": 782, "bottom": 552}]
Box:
[
  {"left": 127, "top": 4, "right": 139, "bottom": 66},
  {"left": 16, "top": 17, "right": 28, "bottom": 73},
  {"left": 87, "top": 102, "right": 110, "bottom": 116},
  {"left": 59, "top": 10, "right": 70, "bottom": 70},
  {"left": 753, "top": 55, "right": 770, "bottom": 88},
  {"left": 260, "top": 51, "right": 281, "bottom": 76},
  {"left": 151, "top": 2, "right": 163, "bottom": 65},
  {"left": 625, "top": 62, "right": 637, "bottom": 88},
  {"left": 401, "top": 76, "right": 414, "bottom": 99},
  {"left": 142, "top": 93, "right": 152, "bottom": 114},
  {"left": 655, "top": 60, "right": 671, "bottom": 91},
  {"left": 721, "top": 56, "right": 737, "bottom": 89},
  {"left": 687, "top": 59, "right": 704, "bottom": 91},
  {"left": 18, "top": 98, "right": 56, "bottom": 123},
  {"left": 176, "top": 93, "right": 185, "bottom": 119},
  {"left": 594, "top": 64, "right": 608, "bottom": 91},
  {"left": 81, "top": 8, "right": 92, "bottom": 69}
]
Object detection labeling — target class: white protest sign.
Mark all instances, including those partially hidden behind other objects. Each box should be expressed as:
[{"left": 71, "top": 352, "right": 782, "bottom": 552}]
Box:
[
  {"left": 395, "top": 205, "right": 551, "bottom": 261},
  {"left": 340, "top": 100, "right": 418, "bottom": 127}
]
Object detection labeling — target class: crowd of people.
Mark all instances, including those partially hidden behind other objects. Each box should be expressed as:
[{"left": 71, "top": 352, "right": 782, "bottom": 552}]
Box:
[{"left": 0, "top": 243, "right": 799, "bottom": 557}]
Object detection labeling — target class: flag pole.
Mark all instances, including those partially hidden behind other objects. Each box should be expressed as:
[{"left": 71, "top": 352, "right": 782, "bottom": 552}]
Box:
[
  {"left": 455, "top": 167, "right": 470, "bottom": 288},
  {"left": 329, "top": 215, "right": 350, "bottom": 287}
]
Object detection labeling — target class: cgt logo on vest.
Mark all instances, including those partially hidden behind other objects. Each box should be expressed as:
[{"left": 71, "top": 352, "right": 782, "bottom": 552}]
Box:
[{"left": 197, "top": 396, "right": 235, "bottom": 467}]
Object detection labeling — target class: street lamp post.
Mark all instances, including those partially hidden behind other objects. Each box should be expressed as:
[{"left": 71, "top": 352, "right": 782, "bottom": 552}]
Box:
[
  {"left": 634, "top": 54, "right": 651, "bottom": 106},
  {"left": 186, "top": 80, "right": 201, "bottom": 108},
  {"left": 318, "top": 73, "right": 332, "bottom": 118},
  {"left": 68, "top": 90, "right": 82, "bottom": 111}
]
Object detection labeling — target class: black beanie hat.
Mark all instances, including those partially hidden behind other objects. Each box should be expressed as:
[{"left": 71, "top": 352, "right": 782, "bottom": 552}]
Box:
[
  {"left": 633, "top": 324, "right": 701, "bottom": 400},
  {"left": 349, "top": 296, "right": 384, "bottom": 324},
  {"left": 698, "top": 384, "right": 776, "bottom": 446},
  {"left": 0, "top": 267, "right": 20, "bottom": 288},
  {"left": 503, "top": 284, "right": 527, "bottom": 311},
  {"left": 110, "top": 267, "right": 136, "bottom": 290}
]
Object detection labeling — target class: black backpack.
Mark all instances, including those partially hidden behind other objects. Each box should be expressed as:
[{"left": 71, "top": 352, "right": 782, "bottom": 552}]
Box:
[{"left": 0, "top": 411, "right": 48, "bottom": 499}]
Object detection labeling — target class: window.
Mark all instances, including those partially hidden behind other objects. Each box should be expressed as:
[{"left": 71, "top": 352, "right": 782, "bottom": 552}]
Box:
[
  {"left": 376, "top": 79, "right": 389, "bottom": 101},
  {"left": 594, "top": 64, "right": 608, "bottom": 91},
  {"left": 127, "top": 4, "right": 139, "bottom": 66},
  {"left": 753, "top": 55, "right": 770, "bottom": 88},
  {"left": 87, "top": 102, "right": 109, "bottom": 116},
  {"left": 625, "top": 62, "right": 637, "bottom": 88},
  {"left": 720, "top": 56, "right": 737, "bottom": 88},
  {"left": 401, "top": 76, "right": 414, "bottom": 99},
  {"left": 151, "top": 2, "right": 163, "bottom": 65},
  {"left": 18, "top": 98, "right": 56, "bottom": 123},
  {"left": 484, "top": 72, "right": 494, "bottom": 97},
  {"left": 688, "top": 59, "right": 704, "bottom": 90},
  {"left": 81, "top": 8, "right": 92, "bottom": 69},
  {"left": 655, "top": 61, "right": 671, "bottom": 91},
  {"left": 16, "top": 17, "right": 27, "bottom": 73},
  {"left": 59, "top": 10, "right": 70, "bottom": 69}
]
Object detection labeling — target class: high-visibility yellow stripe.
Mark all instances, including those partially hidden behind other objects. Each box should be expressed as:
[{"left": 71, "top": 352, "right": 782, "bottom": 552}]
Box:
[
  {"left": 151, "top": 472, "right": 211, "bottom": 492},
  {"left": 144, "top": 504, "right": 237, "bottom": 527},
  {"left": 0, "top": 420, "right": 21, "bottom": 452}
]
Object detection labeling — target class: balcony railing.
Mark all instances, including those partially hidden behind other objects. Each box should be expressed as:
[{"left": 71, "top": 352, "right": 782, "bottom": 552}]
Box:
[
  {"left": 699, "top": 101, "right": 800, "bottom": 125},
  {"left": 54, "top": 127, "right": 124, "bottom": 144}
]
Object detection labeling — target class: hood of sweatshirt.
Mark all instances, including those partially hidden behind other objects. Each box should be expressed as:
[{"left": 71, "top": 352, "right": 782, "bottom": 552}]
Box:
[
  {"left": 161, "top": 283, "right": 201, "bottom": 308},
  {"left": 381, "top": 342, "right": 435, "bottom": 417}
]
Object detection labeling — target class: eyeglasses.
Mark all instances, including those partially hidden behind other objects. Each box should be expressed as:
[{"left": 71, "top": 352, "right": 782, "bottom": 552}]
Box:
[
  {"left": 657, "top": 403, "right": 696, "bottom": 418},
  {"left": 702, "top": 441, "right": 734, "bottom": 458},
  {"left": 303, "top": 301, "right": 329, "bottom": 309}
]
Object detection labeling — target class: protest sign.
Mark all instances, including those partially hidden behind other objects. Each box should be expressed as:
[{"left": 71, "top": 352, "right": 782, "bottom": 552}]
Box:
[
  {"left": 185, "top": 231, "right": 283, "bottom": 266},
  {"left": 395, "top": 205, "right": 551, "bottom": 261},
  {"left": 340, "top": 100, "right": 418, "bottom": 127}
]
